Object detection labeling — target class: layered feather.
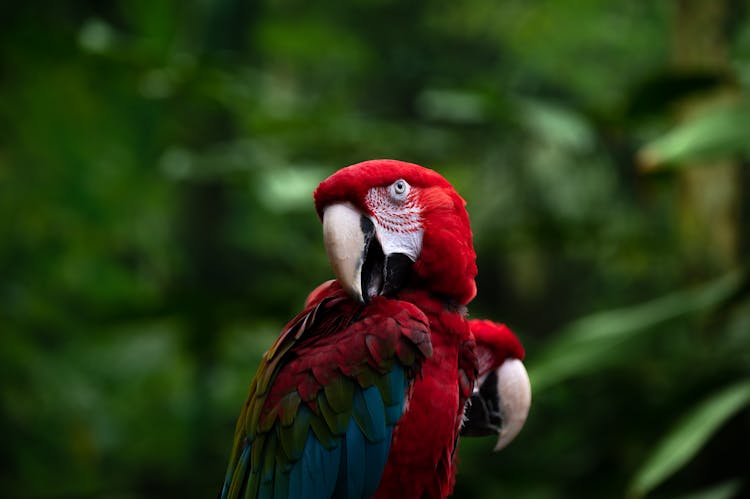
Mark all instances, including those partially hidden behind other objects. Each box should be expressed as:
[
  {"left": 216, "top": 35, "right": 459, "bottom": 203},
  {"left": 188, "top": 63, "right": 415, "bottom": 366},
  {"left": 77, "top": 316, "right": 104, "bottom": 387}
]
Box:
[{"left": 221, "top": 283, "right": 432, "bottom": 499}]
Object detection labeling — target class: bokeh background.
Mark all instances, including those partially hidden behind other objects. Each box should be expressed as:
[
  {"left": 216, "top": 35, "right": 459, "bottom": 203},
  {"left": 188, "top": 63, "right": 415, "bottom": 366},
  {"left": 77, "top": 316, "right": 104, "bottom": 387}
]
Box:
[{"left": 2, "top": 1, "right": 750, "bottom": 498}]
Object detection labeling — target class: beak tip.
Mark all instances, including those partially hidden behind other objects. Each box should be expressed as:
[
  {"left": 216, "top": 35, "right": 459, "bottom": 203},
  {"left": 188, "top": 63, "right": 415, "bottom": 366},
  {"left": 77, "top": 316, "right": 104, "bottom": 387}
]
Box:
[
  {"left": 352, "top": 285, "right": 367, "bottom": 304},
  {"left": 341, "top": 278, "right": 367, "bottom": 305}
]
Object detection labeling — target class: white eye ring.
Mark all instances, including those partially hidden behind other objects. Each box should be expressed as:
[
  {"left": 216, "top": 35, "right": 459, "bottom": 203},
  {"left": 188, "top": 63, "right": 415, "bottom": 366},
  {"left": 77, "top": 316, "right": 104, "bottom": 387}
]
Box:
[{"left": 391, "top": 179, "right": 409, "bottom": 199}]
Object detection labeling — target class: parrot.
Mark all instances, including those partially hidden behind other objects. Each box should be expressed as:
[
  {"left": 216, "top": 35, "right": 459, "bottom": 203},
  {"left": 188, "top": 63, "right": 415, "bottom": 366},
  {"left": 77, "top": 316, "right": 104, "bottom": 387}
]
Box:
[{"left": 220, "top": 159, "right": 531, "bottom": 499}]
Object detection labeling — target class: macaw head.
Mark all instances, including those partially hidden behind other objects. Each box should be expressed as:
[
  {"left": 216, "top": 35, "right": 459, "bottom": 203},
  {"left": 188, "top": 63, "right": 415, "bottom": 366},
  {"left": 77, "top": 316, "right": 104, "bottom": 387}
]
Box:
[{"left": 314, "top": 159, "right": 477, "bottom": 305}]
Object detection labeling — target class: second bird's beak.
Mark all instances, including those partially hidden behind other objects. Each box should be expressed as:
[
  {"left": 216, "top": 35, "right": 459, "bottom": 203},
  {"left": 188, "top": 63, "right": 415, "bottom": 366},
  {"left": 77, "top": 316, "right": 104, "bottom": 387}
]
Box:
[
  {"left": 461, "top": 358, "right": 531, "bottom": 451},
  {"left": 323, "top": 203, "right": 412, "bottom": 304}
]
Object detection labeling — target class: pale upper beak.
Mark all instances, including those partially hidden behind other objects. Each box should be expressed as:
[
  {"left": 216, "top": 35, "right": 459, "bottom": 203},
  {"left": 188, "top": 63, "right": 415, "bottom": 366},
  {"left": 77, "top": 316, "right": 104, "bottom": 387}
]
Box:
[
  {"left": 322, "top": 202, "right": 415, "bottom": 304},
  {"left": 322, "top": 203, "right": 370, "bottom": 303},
  {"left": 493, "top": 358, "right": 531, "bottom": 451}
]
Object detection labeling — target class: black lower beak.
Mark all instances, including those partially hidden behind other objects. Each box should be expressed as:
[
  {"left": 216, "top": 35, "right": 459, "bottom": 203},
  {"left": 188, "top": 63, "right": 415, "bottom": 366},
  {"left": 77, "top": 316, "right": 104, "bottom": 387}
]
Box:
[
  {"left": 360, "top": 216, "right": 413, "bottom": 302},
  {"left": 382, "top": 253, "right": 412, "bottom": 296},
  {"left": 460, "top": 370, "right": 504, "bottom": 437}
]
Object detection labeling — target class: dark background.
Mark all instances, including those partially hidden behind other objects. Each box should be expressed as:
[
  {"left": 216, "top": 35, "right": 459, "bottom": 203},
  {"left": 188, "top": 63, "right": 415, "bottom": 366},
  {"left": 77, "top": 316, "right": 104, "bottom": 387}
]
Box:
[{"left": 1, "top": 1, "right": 749, "bottom": 498}]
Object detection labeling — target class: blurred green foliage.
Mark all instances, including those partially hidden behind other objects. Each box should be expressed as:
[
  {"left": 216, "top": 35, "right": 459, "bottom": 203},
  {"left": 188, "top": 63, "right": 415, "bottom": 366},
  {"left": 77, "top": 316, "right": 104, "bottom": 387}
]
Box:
[{"left": 1, "top": 1, "right": 749, "bottom": 498}]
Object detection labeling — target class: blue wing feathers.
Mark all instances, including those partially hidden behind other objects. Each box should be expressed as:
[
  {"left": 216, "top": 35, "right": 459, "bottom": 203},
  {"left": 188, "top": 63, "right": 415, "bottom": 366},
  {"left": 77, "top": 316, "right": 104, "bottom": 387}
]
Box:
[
  {"left": 277, "top": 372, "right": 406, "bottom": 499},
  {"left": 356, "top": 384, "right": 395, "bottom": 496},
  {"left": 383, "top": 368, "right": 406, "bottom": 411},
  {"left": 363, "top": 426, "right": 393, "bottom": 496},
  {"left": 383, "top": 368, "right": 408, "bottom": 425},
  {"left": 287, "top": 454, "right": 303, "bottom": 499},
  {"left": 342, "top": 418, "right": 367, "bottom": 498},
  {"left": 385, "top": 403, "right": 403, "bottom": 426},
  {"left": 352, "top": 386, "right": 387, "bottom": 442},
  {"left": 300, "top": 430, "right": 341, "bottom": 499}
]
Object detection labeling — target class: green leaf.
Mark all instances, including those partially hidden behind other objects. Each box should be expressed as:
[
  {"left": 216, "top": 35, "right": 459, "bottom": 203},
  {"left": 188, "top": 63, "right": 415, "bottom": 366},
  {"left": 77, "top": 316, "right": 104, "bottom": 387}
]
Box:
[
  {"left": 528, "top": 271, "right": 743, "bottom": 392},
  {"left": 628, "top": 380, "right": 750, "bottom": 498},
  {"left": 672, "top": 479, "right": 743, "bottom": 499},
  {"left": 639, "top": 101, "right": 750, "bottom": 170},
  {"left": 518, "top": 98, "right": 595, "bottom": 151}
]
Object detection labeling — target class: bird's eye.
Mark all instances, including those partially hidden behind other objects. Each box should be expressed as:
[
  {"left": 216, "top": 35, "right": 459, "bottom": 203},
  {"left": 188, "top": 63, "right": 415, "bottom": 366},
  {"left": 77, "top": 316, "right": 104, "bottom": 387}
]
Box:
[{"left": 391, "top": 179, "right": 409, "bottom": 199}]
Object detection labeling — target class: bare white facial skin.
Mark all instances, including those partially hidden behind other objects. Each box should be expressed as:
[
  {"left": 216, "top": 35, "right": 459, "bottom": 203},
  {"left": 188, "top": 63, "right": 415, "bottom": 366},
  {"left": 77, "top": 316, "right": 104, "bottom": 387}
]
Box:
[{"left": 365, "top": 179, "right": 423, "bottom": 262}]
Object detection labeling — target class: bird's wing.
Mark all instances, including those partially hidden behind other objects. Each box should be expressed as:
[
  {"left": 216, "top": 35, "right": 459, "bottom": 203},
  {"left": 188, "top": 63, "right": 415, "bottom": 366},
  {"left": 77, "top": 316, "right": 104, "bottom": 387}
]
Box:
[{"left": 221, "top": 287, "right": 432, "bottom": 499}]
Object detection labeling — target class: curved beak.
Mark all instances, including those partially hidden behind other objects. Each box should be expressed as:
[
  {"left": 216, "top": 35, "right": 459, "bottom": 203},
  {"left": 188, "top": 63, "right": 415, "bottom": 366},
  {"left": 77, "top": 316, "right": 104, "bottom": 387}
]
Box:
[
  {"left": 493, "top": 359, "right": 531, "bottom": 451},
  {"left": 322, "top": 203, "right": 370, "bottom": 303},
  {"left": 322, "top": 202, "right": 413, "bottom": 303},
  {"left": 461, "top": 358, "right": 531, "bottom": 451}
]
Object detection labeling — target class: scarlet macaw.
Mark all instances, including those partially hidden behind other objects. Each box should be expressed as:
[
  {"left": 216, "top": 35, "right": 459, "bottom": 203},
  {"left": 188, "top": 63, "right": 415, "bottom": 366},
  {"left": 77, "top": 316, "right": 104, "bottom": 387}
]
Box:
[{"left": 221, "top": 159, "right": 531, "bottom": 498}]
